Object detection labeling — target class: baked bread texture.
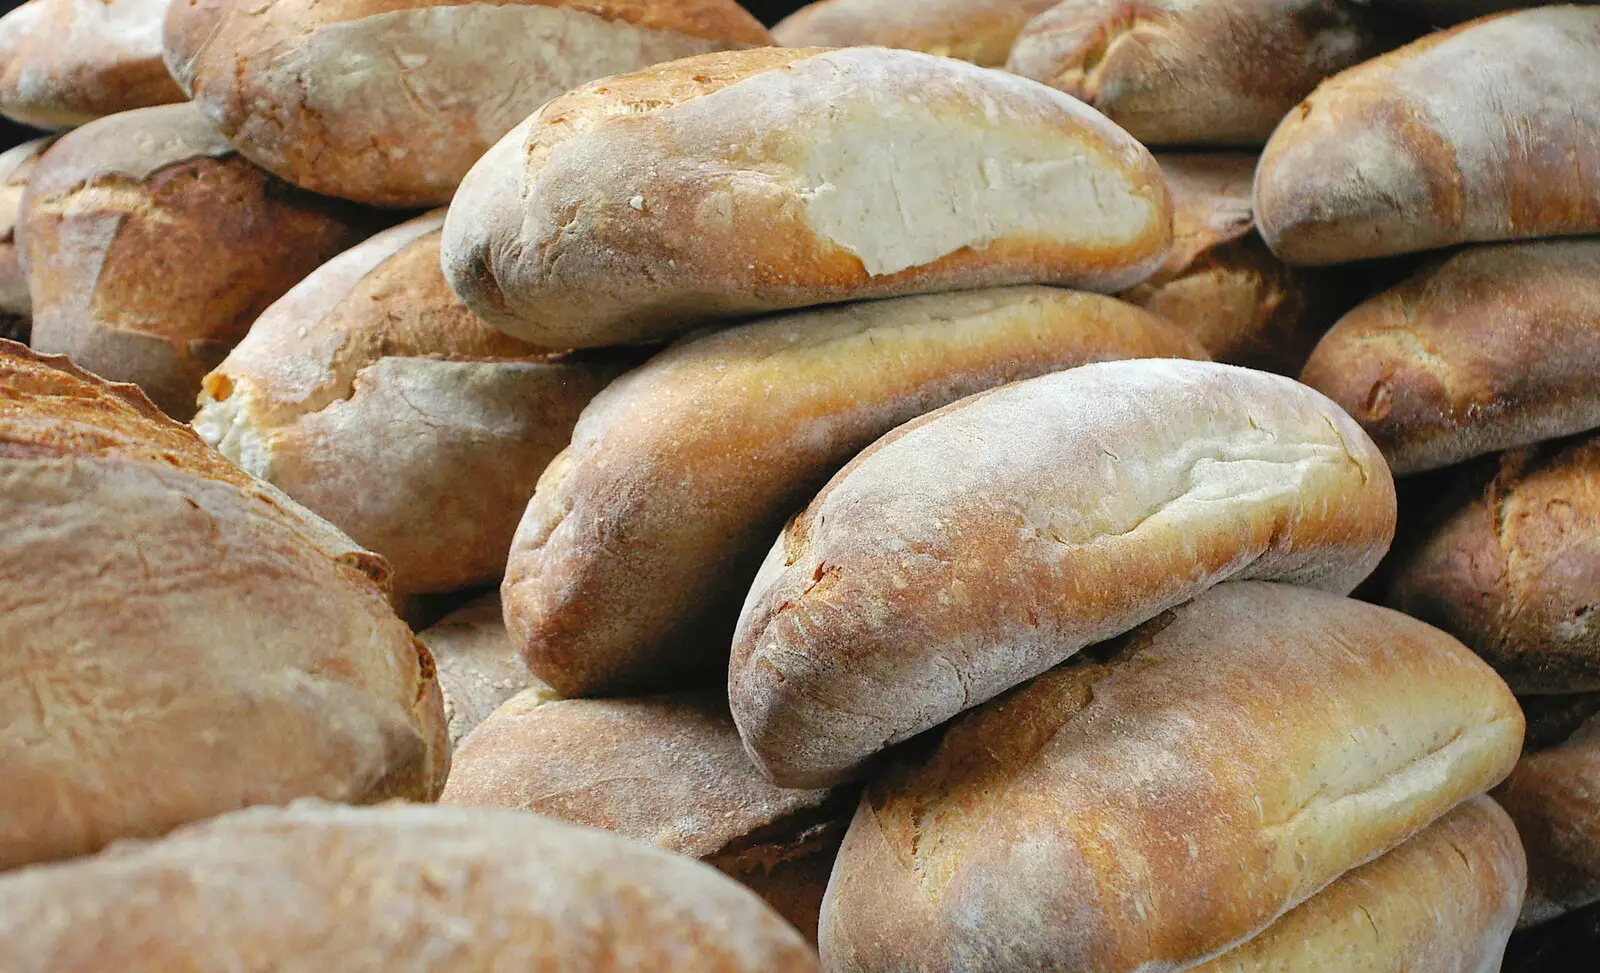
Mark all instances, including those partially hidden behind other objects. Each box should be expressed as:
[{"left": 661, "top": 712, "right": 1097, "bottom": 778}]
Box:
[
  {"left": 1497, "top": 697, "right": 1600, "bottom": 925},
  {"left": 417, "top": 591, "right": 551, "bottom": 749},
  {"left": 772, "top": 0, "right": 1061, "bottom": 66},
  {"left": 0, "top": 136, "right": 46, "bottom": 329}
]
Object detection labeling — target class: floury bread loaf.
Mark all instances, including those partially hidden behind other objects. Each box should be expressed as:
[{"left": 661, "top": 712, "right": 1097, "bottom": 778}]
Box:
[
  {"left": 0, "top": 0, "right": 184, "bottom": 129},
  {"left": 162, "top": 0, "right": 770, "bottom": 207},
  {"left": 772, "top": 0, "right": 1061, "bottom": 66},
  {"left": 22, "top": 103, "right": 373, "bottom": 419},
  {"left": 0, "top": 803, "right": 821, "bottom": 972},
  {"left": 192, "top": 211, "right": 626, "bottom": 597},
  {"left": 505, "top": 287, "right": 1205, "bottom": 698},
  {"left": 442, "top": 47, "right": 1174, "bottom": 349},
  {"left": 1006, "top": 0, "right": 1405, "bottom": 147},
  {"left": 417, "top": 592, "right": 553, "bottom": 749},
  {"left": 1302, "top": 240, "right": 1600, "bottom": 475},
  {"left": 0, "top": 136, "right": 47, "bottom": 343},
  {"left": 1255, "top": 7, "right": 1600, "bottom": 265},
  {"left": 731, "top": 359, "right": 1396, "bottom": 787},
  {"left": 0, "top": 344, "right": 447, "bottom": 871}
]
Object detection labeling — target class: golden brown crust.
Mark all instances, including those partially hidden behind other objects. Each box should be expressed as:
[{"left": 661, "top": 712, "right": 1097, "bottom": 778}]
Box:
[
  {"left": 1387, "top": 435, "right": 1600, "bottom": 694},
  {"left": 1301, "top": 240, "right": 1600, "bottom": 475},
  {"left": 772, "top": 0, "right": 1061, "bottom": 66},
  {"left": 1497, "top": 709, "right": 1600, "bottom": 925},
  {"left": 0, "top": 802, "right": 822, "bottom": 971},
  {"left": 819, "top": 582, "right": 1523, "bottom": 973}
]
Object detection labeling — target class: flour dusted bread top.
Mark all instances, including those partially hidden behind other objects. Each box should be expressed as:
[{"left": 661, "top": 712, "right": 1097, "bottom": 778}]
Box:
[
  {"left": 442, "top": 46, "right": 1173, "bottom": 348},
  {"left": 772, "top": 0, "right": 1061, "bottom": 66},
  {"left": 417, "top": 591, "right": 556, "bottom": 748}
]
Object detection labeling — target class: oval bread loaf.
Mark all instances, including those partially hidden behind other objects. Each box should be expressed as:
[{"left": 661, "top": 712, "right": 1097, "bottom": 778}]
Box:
[
  {"left": 1496, "top": 700, "right": 1600, "bottom": 925},
  {"left": 772, "top": 0, "right": 1061, "bottom": 66},
  {"left": 1255, "top": 7, "right": 1600, "bottom": 265},
  {"left": 163, "top": 0, "right": 770, "bottom": 207},
  {"left": 0, "top": 802, "right": 821, "bottom": 972},
  {"left": 21, "top": 103, "right": 374, "bottom": 419},
  {"left": 818, "top": 582, "right": 1523, "bottom": 973},
  {"left": 418, "top": 591, "right": 554, "bottom": 749},
  {"left": 732, "top": 358, "right": 1396, "bottom": 787},
  {"left": 1301, "top": 239, "right": 1600, "bottom": 475},
  {"left": 505, "top": 286, "right": 1205, "bottom": 698},
  {"left": 442, "top": 47, "right": 1173, "bottom": 349},
  {"left": 192, "top": 211, "right": 626, "bottom": 596},
  {"left": 0, "top": 344, "right": 447, "bottom": 871}
]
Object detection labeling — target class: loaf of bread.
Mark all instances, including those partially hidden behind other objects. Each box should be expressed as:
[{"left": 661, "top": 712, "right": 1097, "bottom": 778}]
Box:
[
  {"left": 22, "top": 103, "right": 373, "bottom": 419},
  {"left": 0, "top": 0, "right": 184, "bottom": 129},
  {"left": 1189, "top": 796, "right": 1525, "bottom": 973},
  {"left": 191, "top": 211, "right": 625, "bottom": 596},
  {"left": 442, "top": 47, "right": 1173, "bottom": 349},
  {"left": 162, "top": 0, "right": 769, "bottom": 207},
  {"left": 1301, "top": 240, "right": 1600, "bottom": 475},
  {"left": 1497, "top": 700, "right": 1600, "bottom": 925},
  {"left": 0, "top": 135, "right": 45, "bottom": 343},
  {"left": 506, "top": 287, "right": 1204, "bottom": 698},
  {"left": 732, "top": 359, "right": 1395, "bottom": 787},
  {"left": 772, "top": 0, "right": 1061, "bottom": 66},
  {"left": 0, "top": 344, "right": 447, "bottom": 871},
  {"left": 1120, "top": 153, "right": 1343, "bottom": 374},
  {"left": 1006, "top": 0, "right": 1403, "bottom": 146},
  {"left": 1388, "top": 434, "right": 1600, "bottom": 694},
  {"left": 443, "top": 687, "right": 853, "bottom": 940},
  {"left": 1255, "top": 7, "right": 1600, "bottom": 265},
  {"left": 0, "top": 802, "right": 820, "bottom": 971},
  {"left": 418, "top": 591, "right": 552, "bottom": 749}
]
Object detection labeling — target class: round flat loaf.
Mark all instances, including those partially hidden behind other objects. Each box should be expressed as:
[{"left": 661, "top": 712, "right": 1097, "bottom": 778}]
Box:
[
  {"left": 1302, "top": 240, "right": 1600, "bottom": 475},
  {"left": 21, "top": 103, "right": 373, "bottom": 419},
  {"left": 441, "top": 47, "right": 1173, "bottom": 349},
  {"left": 1006, "top": 0, "right": 1405, "bottom": 147},
  {"left": 163, "top": 0, "right": 769, "bottom": 207},
  {"left": 1255, "top": 7, "right": 1600, "bottom": 265},
  {"left": 0, "top": 344, "right": 447, "bottom": 872},
  {"left": 732, "top": 358, "right": 1396, "bottom": 787},
  {"left": 418, "top": 591, "right": 554, "bottom": 749},
  {"left": 819, "top": 582, "right": 1523, "bottom": 973},
  {"left": 0, "top": 0, "right": 185, "bottom": 129},
  {"left": 506, "top": 286, "right": 1204, "bottom": 698},
  {"left": 1388, "top": 434, "right": 1600, "bottom": 693},
  {"left": 0, "top": 802, "right": 821, "bottom": 972},
  {"left": 772, "top": 0, "right": 1061, "bottom": 66},
  {"left": 192, "top": 210, "right": 626, "bottom": 596},
  {"left": 1497, "top": 701, "right": 1600, "bottom": 925}
]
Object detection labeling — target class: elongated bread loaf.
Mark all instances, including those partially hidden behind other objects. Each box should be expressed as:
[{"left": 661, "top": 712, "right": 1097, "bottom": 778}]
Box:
[
  {"left": 442, "top": 47, "right": 1173, "bottom": 349},
  {"left": 732, "top": 358, "right": 1396, "bottom": 787},
  {"left": 416, "top": 592, "right": 554, "bottom": 748},
  {"left": 0, "top": 802, "right": 821, "bottom": 972},
  {"left": 192, "top": 211, "right": 625, "bottom": 596},
  {"left": 1007, "top": 0, "right": 1404, "bottom": 146},
  {"left": 818, "top": 582, "right": 1523, "bottom": 973},
  {"left": 443, "top": 687, "right": 853, "bottom": 941},
  {"left": 1302, "top": 240, "right": 1600, "bottom": 475},
  {"left": 0, "top": 0, "right": 184, "bottom": 129},
  {"left": 772, "top": 0, "right": 1060, "bottom": 66},
  {"left": 1388, "top": 434, "right": 1600, "bottom": 693},
  {"left": 1497, "top": 701, "right": 1600, "bottom": 925},
  {"left": 507, "top": 287, "right": 1204, "bottom": 697},
  {"left": 1255, "top": 7, "right": 1600, "bottom": 265},
  {"left": 0, "top": 344, "right": 447, "bottom": 871},
  {"left": 163, "top": 0, "right": 768, "bottom": 207},
  {"left": 22, "top": 103, "right": 373, "bottom": 418},
  {"left": 1189, "top": 796, "right": 1524, "bottom": 973}
]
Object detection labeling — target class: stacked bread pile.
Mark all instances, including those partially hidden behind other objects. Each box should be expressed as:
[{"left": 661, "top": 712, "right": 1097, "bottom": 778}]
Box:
[{"left": 0, "top": 0, "right": 1586, "bottom": 967}]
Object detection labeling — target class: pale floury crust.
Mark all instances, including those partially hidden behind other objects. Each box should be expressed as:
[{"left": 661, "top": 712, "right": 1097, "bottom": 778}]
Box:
[
  {"left": 0, "top": 344, "right": 448, "bottom": 872},
  {"left": 772, "top": 0, "right": 1062, "bottom": 67},
  {"left": 0, "top": 136, "right": 48, "bottom": 335},
  {"left": 442, "top": 46, "right": 1173, "bottom": 349},
  {"left": 819, "top": 583, "right": 1523, "bottom": 973},
  {"left": 0, "top": 802, "right": 822, "bottom": 972},
  {"left": 1497, "top": 704, "right": 1600, "bottom": 925},
  {"left": 1255, "top": 7, "right": 1600, "bottom": 265},
  {"left": 416, "top": 591, "right": 555, "bottom": 749}
]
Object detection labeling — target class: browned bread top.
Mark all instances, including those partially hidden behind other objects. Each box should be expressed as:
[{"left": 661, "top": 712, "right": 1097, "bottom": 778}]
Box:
[{"left": 772, "top": 0, "right": 1060, "bottom": 66}]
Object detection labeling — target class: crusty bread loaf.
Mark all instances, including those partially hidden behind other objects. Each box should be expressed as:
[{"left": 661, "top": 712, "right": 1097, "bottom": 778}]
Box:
[
  {"left": 192, "top": 211, "right": 625, "bottom": 596},
  {"left": 1006, "top": 0, "right": 1404, "bottom": 146},
  {"left": 0, "top": 343, "right": 447, "bottom": 871},
  {"left": 1301, "top": 240, "right": 1600, "bottom": 475},
  {"left": 443, "top": 687, "right": 853, "bottom": 941},
  {"left": 0, "top": 135, "right": 45, "bottom": 344},
  {"left": 818, "top": 582, "right": 1523, "bottom": 973},
  {"left": 732, "top": 358, "right": 1396, "bottom": 787},
  {"left": 417, "top": 591, "right": 555, "bottom": 749},
  {"left": 1189, "top": 796, "right": 1525, "bottom": 973},
  {"left": 772, "top": 0, "right": 1060, "bottom": 66},
  {"left": 1120, "top": 153, "right": 1343, "bottom": 374},
  {"left": 0, "top": 802, "right": 821, "bottom": 971},
  {"left": 1255, "top": 7, "right": 1600, "bottom": 265},
  {"left": 163, "top": 0, "right": 769, "bottom": 207},
  {"left": 22, "top": 103, "right": 373, "bottom": 419},
  {"left": 0, "top": 0, "right": 184, "bottom": 129},
  {"left": 442, "top": 47, "right": 1173, "bottom": 349},
  {"left": 507, "top": 287, "right": 1204, "bottom": 698},
  {"left": 1497, "top": 703, "right": 1600, "bottom": 925},
  {"left": 1388, "top": 434, "right": 1600, "bottom": 693}
]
